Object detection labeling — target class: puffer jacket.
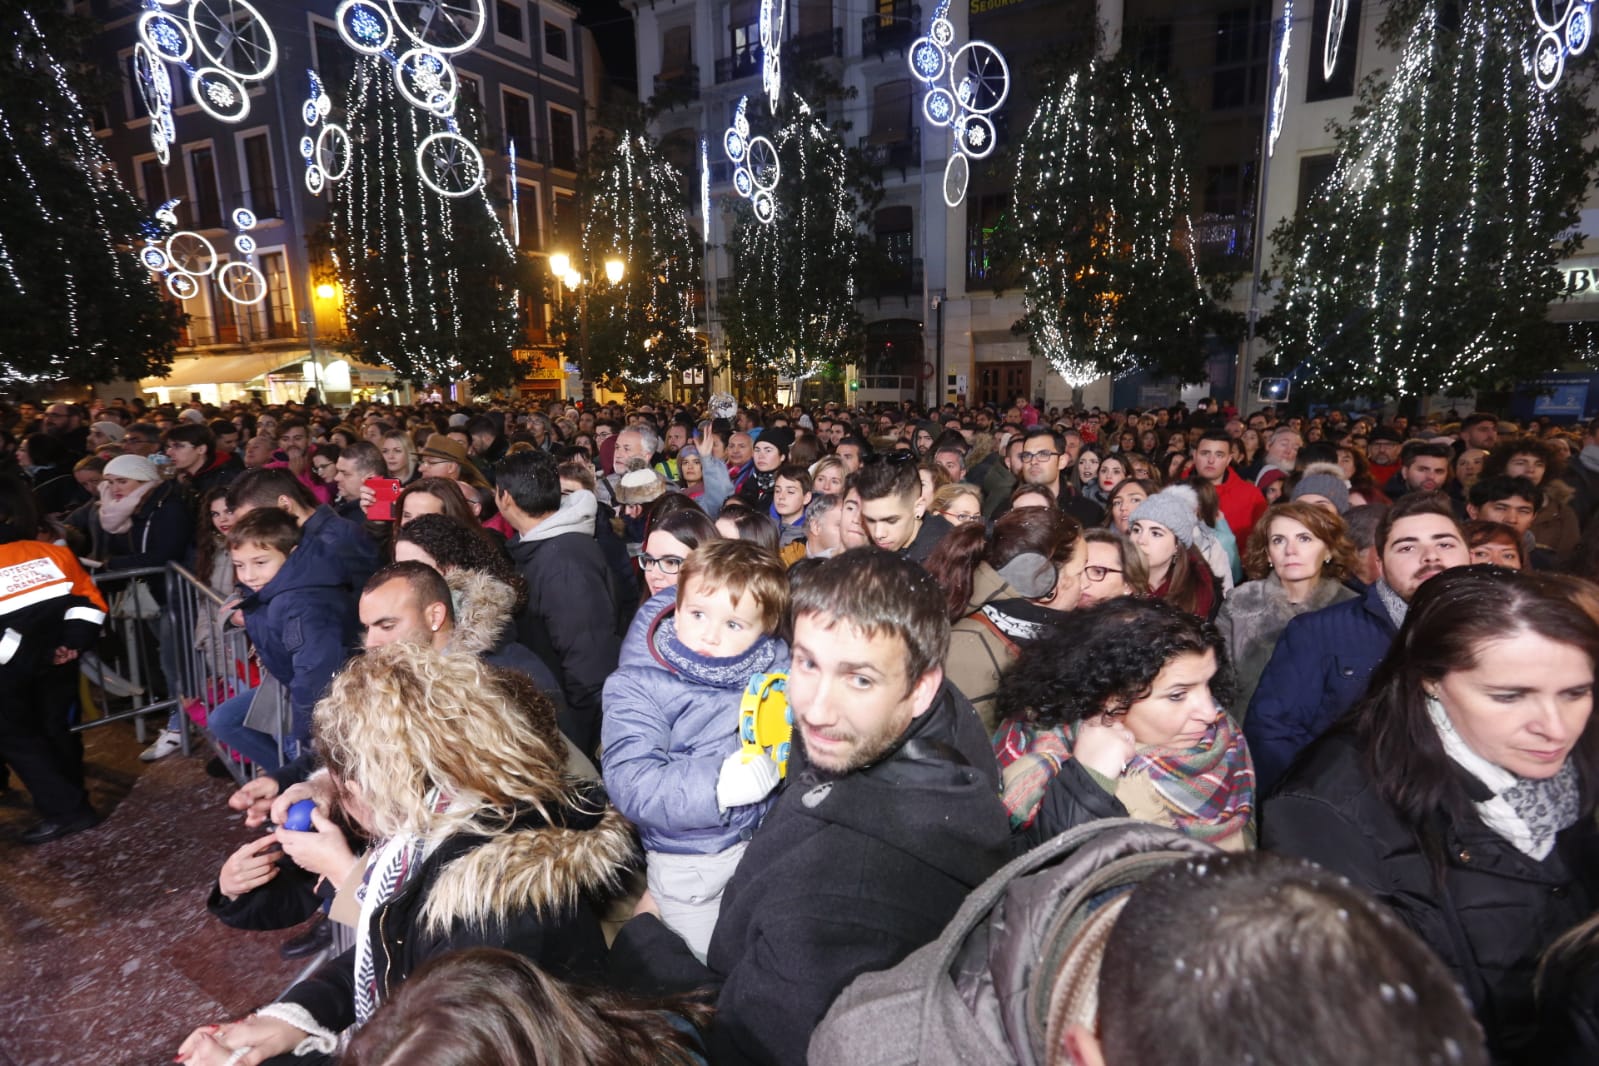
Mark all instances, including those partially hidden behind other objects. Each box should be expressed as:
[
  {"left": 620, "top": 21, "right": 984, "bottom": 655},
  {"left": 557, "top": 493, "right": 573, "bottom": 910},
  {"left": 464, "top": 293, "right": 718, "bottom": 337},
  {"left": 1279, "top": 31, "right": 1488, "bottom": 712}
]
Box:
[
  {"left": 1245, "top": 581, "right": 1397, "bottom": 794},
  {"left": 237, "top": 542, "right": 357, "bottom": 750},
  {"left": 600, "top": 589, "right": 788, "bottom": 855},
  {"left": 271, "top": 798, "right": 634, "bottom": 1053},
  {"left": 1264, "top": 732, "right": 1599, "bottom": 1065},
  {"left": 944, "top": 563, "right": 1069, "bottom": 735},
  {"left": 1215, "top": 573, "right": 1357, "bottom": 716}
]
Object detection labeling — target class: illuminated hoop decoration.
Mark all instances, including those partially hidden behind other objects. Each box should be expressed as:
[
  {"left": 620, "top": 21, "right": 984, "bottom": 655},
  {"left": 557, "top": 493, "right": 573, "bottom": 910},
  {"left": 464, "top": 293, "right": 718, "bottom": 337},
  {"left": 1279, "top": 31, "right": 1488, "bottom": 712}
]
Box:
[
  {"left": 329, "top": 0, "right": 487, "bottom": 199},
  {"left": 908, "top": 0, "right": 1010, "bottom": 208},
  {"left": 722, "top": 95, "right": 777, "bottom": 223},
  {"left": 132, "top": 0, "right": 282, "bottom": 164},
  {"left": 417, "top": 131, "right": 486, "bottom": 196},
  {"left": 217, "top": 261, "right": 269, "bottom": 304},
  {"left": 387, "top": 0, "right": 486, "bottom": 54},
  {"left": 395, "top": 47, "right": 458, "bottom": 115},
  {"left": 1533, "top": 0, "right": 1592, "bottom": 89},
  {"left": 700, "top": 138, "right": 711, "bottom": 247},
  {"left": 1322, "top": 0, "right": 1347, "bottom": 81},
  {"left": 337, "top": 0, "right": 395, "bottom": 54},
  {"left": 1267, "top": 0, "right": 1293, "bottom": 156},
  {"left": 758, "top": 0, "right": 785, "bottom": 114},
  {"left": 168, "top": 273, "right": 201, "bottom": 299},
  {"left": 166, "top": 231, "right": 217, "bottom": 276}
]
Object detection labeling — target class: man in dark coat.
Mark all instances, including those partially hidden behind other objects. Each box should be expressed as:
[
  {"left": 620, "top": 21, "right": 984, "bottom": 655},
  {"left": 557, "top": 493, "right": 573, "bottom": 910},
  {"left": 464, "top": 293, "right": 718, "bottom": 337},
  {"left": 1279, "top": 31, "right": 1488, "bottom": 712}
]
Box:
[
  {"left": 610, "top": 549, "right": 1011, "bottom": 1066},
  {"left": 1246, "top": 492, "right": 1470, "bottom": 792},
  {"left": 1001, "top": 426, "right": 1103, "bottom": 526},
  {"left": 496, "top": 450, "right": 619, "bottom": 756}
]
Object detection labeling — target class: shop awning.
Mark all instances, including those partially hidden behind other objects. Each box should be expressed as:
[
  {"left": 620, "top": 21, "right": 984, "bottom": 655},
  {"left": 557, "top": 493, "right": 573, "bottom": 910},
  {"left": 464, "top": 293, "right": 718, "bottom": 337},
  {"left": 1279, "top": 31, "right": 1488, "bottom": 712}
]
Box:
[
  {"left": 265, "top": 355, "right": 397, "bottom": 378},
  {"left": 139, "top": 352, "right": 285, "bottom": 390}
]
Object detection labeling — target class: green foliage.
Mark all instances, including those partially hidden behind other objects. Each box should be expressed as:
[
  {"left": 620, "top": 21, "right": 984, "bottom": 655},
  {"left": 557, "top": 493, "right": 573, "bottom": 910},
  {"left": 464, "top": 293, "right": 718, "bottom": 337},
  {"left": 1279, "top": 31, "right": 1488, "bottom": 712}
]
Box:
[
  {"left": 1267, "top": 0, "right": 1599, "bottom": 400},
  {"left": 1012, "top": 53, "right": 1211, "bottom": 386},
  {"left": 720, "top": 92, "right": 866, "bottom": 385},
  {"left": 0, "top": 7, "right": 183, "bottom": 387},
  {"left": 326, "top": 57, "right": 530, "bottom": 388},
  {"left": 562, "top": 118, "right": 703, "bottom": 393}
]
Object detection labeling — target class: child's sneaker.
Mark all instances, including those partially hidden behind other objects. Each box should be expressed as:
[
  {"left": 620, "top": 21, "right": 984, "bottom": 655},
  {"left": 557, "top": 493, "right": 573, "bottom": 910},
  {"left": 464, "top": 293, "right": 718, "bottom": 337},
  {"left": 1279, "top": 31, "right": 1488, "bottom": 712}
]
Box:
[{"left": 139, "top": 729, "right": 183, "bottom": 762}]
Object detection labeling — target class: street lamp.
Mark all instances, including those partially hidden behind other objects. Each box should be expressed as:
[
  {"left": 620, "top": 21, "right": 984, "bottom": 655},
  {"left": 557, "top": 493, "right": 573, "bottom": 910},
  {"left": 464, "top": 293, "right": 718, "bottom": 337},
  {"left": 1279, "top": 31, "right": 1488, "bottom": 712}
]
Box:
[{"left": 548, "top": 250, "right": 624, "bottom": 401}]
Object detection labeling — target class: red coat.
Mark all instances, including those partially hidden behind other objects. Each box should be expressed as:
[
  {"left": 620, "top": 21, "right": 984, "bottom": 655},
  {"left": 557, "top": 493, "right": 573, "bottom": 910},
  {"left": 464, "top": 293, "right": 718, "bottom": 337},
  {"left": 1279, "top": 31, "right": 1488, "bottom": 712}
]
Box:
[{"left": 1214, "top": 468, "right": 1268, "bottom": 542}]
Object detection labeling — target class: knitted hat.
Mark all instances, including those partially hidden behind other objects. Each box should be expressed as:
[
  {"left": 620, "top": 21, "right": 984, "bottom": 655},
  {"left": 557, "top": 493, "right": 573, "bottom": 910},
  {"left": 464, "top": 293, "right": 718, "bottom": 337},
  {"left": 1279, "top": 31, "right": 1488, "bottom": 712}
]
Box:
[
  {"left": 755, "top": 427, "right": 795, "bottom": 456},
  {"left": 1128, "top": 485, "right": 1199, "bottom": 547},
  {"left": 1257, "top": 468, "right": 1287, "bottom": 496},
  {"left": 448, "top": 412, "right": 470, "bottom": 427},
  {"left": 419, "top": 433, "right": 470, "bottom": 467},
  {"left": 104, "top": 454, "right": 159, "bottom": 481},
  {"left": 179, "top": 408, "right": 207, "bottom": 424},
  {"left": 91, "top": 420, "right": 126, "bottom": 441},
  {"left": 1291, "top": 463, "right": 1351, "bottom": 514},
  {"left": 615, "top": 467, "right": 668, "bottom": 505}
]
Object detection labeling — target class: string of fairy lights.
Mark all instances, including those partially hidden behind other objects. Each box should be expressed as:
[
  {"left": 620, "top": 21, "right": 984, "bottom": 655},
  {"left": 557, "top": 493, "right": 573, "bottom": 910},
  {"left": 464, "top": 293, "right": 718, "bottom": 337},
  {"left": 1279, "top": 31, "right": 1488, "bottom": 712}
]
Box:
[{"left": 1014, "top": 59, "right": 1198, "bottom": 388}]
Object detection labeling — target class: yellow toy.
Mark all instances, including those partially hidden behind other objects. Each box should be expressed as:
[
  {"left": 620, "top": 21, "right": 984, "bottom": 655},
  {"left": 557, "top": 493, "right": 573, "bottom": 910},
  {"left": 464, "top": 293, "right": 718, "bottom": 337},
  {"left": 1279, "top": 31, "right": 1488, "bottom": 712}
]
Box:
[{"left": 739, "top": 672, "right": 792, "bottom": 778}]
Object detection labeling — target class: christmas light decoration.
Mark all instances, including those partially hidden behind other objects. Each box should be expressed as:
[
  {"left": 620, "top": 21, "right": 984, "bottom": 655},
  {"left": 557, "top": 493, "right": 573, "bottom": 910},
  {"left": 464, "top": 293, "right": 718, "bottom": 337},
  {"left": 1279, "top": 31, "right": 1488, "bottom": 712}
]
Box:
[
  {"left": 388, "top": 0, "right": 486, "bottom": 54},
  {"left": 908, "top": 0, "right": 1010, "bottom": 208},
  {"left": 723, "top": 96, "right": 779, "bottom": 224},
  {"left": 1268, "top": 0, "right": 1292, "bottom": 156},
  {"left": 723, "top": 96, "right": 860, "bottom": 383},
  {"left": 700, "top": 138, "right": 711, "bottom": 248},
  {"left": 1273, "top": 0, "right": 1596, "bottom": 396},
  {"left": 337, "top": 0, "right": 395, "bottom": 54},
  {"left": 326, "top": 54, "right": 520, "bottom": 384},
  {"left": 1532, "top": 0, "right": 1594, "bottom": 89},
  {"left": 574, "top": 131, "right": 703, "bottom": 387},
  {"left": 759, "top": 0, "right": 784, "bottom": 113},
  {"left": 132, "top": 0, "right": 282, "bottom": 150},
  {"left": 1, "top": 9, "right": 181, "bottom": 385},
  {"left": 1014, "top": 57, "right": 1207, "bottom": 387},
  {"left": 1323, "top": 0, "right": 1348, "bottom": 79}
]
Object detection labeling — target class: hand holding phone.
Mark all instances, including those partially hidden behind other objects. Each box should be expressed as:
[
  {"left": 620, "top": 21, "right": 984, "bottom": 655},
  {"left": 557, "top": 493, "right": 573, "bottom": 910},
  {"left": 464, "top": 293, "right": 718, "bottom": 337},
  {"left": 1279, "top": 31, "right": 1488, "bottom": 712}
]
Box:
[{"left": 363, "top": 477, "right": 403, "bottom": 521}]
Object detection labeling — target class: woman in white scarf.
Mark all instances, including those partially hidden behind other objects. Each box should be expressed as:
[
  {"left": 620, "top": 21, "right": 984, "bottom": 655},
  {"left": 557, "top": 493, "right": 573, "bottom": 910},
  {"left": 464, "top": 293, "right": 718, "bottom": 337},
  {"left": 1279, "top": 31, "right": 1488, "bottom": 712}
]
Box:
[{"left": 1263, "top": 567, "right": 1599, "bottom": 1063}]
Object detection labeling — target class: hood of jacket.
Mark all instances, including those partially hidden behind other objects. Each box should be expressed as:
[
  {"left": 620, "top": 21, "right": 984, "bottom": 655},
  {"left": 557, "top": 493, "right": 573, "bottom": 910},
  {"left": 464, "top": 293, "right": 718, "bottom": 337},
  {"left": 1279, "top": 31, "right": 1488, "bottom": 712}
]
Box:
[
  {"left": 241, "top": 532, "right": 350, "bottom": 607},
  {"left": 784, "top": 684, "right": 1009, "bottom": 892},
  {"left": 1546, "top": 477, "right": 1575, "bottom": 507},
  {"left": 516, "top": 489, "right": 599, "bottom": 545},
  {"left": 947, "top": 821, "right": 1216, "bottom": 1061},
  {"left": 421, "top": 800, "right": 636, "bottom": 936},
  {"left": 446, "top": 567, "right": 517, "bottom": 657}
]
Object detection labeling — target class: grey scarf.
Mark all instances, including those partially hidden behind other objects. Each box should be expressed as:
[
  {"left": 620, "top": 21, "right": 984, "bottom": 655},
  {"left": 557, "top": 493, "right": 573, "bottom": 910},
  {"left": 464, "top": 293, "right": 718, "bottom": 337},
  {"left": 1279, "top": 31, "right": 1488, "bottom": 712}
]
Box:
[{"left": 1374, "top": 579, "right": 1408, "bottom": 629}]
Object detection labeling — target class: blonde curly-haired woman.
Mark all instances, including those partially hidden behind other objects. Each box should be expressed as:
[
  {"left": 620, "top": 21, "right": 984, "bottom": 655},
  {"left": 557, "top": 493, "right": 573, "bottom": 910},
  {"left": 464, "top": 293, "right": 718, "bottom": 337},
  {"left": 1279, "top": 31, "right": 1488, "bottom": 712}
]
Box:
[{"left": 178, "top": 644, "right": 634, "bottom": 1066}]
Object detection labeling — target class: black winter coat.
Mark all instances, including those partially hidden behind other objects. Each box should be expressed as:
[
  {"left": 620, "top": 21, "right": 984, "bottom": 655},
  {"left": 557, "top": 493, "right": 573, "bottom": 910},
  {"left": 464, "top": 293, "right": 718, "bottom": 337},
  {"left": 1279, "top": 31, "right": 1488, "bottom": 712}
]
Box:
[
  {"left": 609, "top": 683, "right": 1011, "bottom": 1066},
  {"left": 276, "top": 802, "right": 632, "bottom": 1043},
  {"left": 509, "top": 528, "right": 620, "bottom": 756},
  {"left": 1264, "top": 733, "right": 1599, "bottom": 1064}
]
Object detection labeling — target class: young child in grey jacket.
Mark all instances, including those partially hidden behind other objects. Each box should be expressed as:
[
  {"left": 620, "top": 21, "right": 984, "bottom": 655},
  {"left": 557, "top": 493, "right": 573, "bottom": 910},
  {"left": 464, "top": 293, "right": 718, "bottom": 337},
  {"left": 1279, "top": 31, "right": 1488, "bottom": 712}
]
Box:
[{"left": 601, "top": 539, "right": 791, "bottom": 960}]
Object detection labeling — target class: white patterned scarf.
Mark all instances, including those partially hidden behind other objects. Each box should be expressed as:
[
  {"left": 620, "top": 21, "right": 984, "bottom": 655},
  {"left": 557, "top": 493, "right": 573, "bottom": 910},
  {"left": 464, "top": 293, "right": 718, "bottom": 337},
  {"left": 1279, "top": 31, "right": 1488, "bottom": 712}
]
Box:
[{"left": 1427, "top": 696, "right": 1580, "bottom": 861}]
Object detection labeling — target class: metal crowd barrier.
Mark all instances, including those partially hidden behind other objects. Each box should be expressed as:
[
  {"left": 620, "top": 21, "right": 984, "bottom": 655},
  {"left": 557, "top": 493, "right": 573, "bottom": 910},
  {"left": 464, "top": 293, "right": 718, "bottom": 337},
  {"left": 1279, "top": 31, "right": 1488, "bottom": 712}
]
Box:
[{"left": 78, "top": 563, "right": 283, "bottom": 784}]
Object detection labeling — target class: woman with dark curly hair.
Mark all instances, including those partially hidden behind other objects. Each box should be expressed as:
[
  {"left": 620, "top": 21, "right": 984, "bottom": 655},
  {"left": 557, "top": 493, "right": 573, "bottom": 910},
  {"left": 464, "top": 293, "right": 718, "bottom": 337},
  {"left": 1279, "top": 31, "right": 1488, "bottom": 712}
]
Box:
[
  {"left": 1216, "top": 502, "right": 1359, "bottom": 714},
  {"left": 993, "top": 598, "right": 1255, "bottom": 851}
]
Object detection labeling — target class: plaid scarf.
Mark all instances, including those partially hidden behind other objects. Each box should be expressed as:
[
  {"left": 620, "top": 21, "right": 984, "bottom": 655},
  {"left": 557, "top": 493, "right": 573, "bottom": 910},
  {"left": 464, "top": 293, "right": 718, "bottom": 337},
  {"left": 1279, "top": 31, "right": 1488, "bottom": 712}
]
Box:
[{"left": 995, "top": 715, "right": 1255, "bottom": 846}]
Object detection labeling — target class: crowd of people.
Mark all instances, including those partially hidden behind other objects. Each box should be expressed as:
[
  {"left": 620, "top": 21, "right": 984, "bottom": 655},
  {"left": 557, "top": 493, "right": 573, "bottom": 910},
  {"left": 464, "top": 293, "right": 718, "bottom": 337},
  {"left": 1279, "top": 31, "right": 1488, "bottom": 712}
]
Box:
[{"left": 5, "top": 391, "right": 1599, "bottom": 1064}]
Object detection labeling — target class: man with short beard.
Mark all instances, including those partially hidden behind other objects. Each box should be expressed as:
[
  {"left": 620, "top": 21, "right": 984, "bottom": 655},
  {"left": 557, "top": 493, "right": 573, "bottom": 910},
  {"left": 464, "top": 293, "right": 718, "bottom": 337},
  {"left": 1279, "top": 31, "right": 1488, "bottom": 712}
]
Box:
[
  {"left": 610, "top": 549, "right": 1009, "bottom": 1066},
  {"left": 1245, "top": 492, "right": 1469, "bottom": 791}
]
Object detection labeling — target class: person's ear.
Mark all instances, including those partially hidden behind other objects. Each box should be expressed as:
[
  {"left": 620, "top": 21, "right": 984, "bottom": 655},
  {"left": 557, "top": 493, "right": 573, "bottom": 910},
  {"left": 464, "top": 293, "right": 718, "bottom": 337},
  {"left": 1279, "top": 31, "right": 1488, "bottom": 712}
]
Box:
[
  {"left": 908, "top": 666, "right": 943, "bottom": 719},
  {"left": 425, "top": 600, "right": 448, "bottom": 633}
]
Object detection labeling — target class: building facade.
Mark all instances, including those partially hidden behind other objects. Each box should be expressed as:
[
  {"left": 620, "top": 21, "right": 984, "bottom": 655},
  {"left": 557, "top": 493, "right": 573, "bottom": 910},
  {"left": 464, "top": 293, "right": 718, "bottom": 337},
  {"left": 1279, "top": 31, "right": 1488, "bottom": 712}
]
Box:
[{"left": 85, "top": 0, "right": 595, "bottom": 404}]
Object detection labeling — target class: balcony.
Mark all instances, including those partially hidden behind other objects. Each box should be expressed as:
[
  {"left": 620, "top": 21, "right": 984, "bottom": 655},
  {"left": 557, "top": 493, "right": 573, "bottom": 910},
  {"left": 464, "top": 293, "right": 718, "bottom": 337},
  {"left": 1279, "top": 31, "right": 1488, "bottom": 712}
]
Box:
[
  {"left": 715, "top": 49, "right": 762, "bottom": 83},
  {"left": 859, "top": 127, "right": 921, "bottom": 177},
  {"left": 862, "top": 5, "right": 919, "bottom": 57},
  {"left": 1191, "top": 212, "right": 1253, "bottom": 267},
  {"left": 860, "top": 257, "right": 923, "bottom": 302},
  {"left": 653, "top": 65, "right": 700, "bottom": 103},
  {"left": 789, "top": 27, "right": 842, "bottom": 62}
]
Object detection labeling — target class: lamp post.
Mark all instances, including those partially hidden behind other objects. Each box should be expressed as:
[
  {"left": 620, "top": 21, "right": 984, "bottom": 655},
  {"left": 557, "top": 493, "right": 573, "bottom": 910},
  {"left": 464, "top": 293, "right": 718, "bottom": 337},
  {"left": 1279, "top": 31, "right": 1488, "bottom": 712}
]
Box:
[{"left": 548, "top": 251, "right": 624, "bottom": 403}]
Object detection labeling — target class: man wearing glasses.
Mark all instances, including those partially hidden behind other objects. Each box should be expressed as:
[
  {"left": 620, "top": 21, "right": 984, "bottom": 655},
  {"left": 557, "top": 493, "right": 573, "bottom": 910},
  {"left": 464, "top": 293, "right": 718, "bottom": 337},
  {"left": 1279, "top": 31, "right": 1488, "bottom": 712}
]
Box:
[{"left": 1015, "top": 427, "right": 1104, "bottom": 527}]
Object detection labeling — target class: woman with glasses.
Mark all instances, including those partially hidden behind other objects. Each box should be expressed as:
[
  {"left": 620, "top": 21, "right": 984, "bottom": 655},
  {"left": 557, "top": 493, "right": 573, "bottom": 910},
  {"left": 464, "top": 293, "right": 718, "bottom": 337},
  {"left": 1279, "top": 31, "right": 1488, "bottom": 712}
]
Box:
[
  {"left": 925, "top": 506, "right": 1087, "bottom": 733},
  {"left": 931, "top": 483, "right": 984, "bottom": 527},
  {"left": 639, "top": 509, "right": 721, "bottom": 599},
  {"left": 310, "top": 445, "right": 340, "bottom": 498},
  {"left": 1078, "top": 528, "right": 1150, "bottom": 609},
  {"left": 1216, "top": 502, "right": 1358, "bottom": 715}
]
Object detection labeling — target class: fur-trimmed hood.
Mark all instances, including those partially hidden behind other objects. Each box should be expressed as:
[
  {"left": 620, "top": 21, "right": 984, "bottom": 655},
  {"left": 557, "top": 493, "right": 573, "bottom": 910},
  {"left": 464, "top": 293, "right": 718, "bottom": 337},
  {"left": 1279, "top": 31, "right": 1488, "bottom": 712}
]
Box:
[
  {"left": 421, "top": 803, "right": 636, "bottom": 935},
  {"left": 445, "top": 567, "right": 516, "bottom": 657}
]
